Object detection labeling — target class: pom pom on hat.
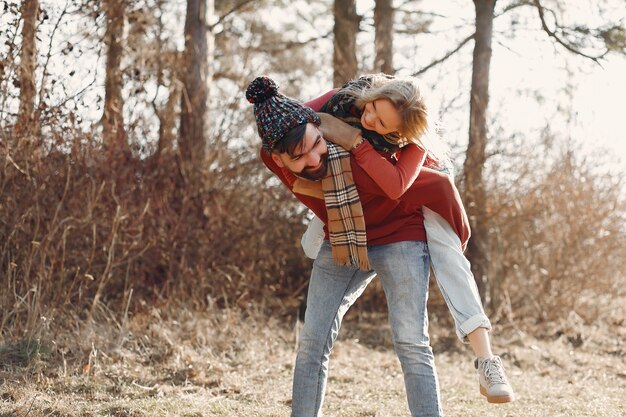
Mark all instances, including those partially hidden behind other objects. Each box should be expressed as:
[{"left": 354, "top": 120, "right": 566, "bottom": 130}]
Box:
[
  {"left": 246, "top": 76, "right": 278, "bottom": 104},
  {"left": 246, "top": 76, "right": 320, "bottom": 150}
]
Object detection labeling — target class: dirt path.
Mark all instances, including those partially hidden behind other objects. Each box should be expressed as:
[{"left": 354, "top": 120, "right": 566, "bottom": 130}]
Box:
[{"left": 1, "top": 312, "right": 624, "bottom": 416}]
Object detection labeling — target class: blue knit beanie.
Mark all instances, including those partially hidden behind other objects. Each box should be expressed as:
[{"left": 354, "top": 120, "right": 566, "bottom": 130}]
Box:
[{"left": 246, "top": 76, "right": 320, "bottom": 150}]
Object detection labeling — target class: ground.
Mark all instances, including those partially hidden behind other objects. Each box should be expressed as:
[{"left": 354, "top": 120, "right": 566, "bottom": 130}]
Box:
[{"left": 0, "top": 308, "right": 624, "bottom": 417}]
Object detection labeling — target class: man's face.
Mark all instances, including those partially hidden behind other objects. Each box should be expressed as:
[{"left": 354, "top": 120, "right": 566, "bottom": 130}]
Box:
[{"left": 271, "top": 123, "right": 329, "bottom": 181}]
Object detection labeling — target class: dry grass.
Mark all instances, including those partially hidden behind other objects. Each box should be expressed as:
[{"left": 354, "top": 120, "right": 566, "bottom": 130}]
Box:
[{"left": 1, "top": 304, "right": 624, "bottom": 417}]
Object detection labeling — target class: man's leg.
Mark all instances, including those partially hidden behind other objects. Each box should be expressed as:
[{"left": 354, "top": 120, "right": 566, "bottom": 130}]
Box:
[
  {"left": 368, "top": 240, "right": 442, "bottom": 417},
  {"left": 292, "top": 241, "right": 376, "bottom": 417}
]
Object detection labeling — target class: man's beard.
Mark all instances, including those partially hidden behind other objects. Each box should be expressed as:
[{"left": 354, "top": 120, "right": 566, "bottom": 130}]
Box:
[{"left": 297, "top": 153, "right": 329, "bottom": 181}]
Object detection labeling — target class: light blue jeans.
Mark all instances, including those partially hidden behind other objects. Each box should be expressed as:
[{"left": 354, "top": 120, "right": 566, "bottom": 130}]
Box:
[
  {"left": 292, "top": 240, "right": 442, "bottom": 417},
  {"left": 423, "top": 207, "right": 491, "bottom": 341},
  {"left": 301, "top": 210, "right": 491, "bottom": 342}
]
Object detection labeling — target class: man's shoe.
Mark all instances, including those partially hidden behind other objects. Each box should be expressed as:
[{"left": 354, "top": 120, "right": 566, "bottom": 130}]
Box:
[{"left": 474, "top": 355, "right": 515, "bottom": 403}]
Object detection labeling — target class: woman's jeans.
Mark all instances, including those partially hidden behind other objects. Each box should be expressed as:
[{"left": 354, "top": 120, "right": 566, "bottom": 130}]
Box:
[
  {"left": 423, "top": 207, "right": 491, "bottom": 341},
  {"left": 292, "top": 240, "right": 442, "bottom": 417}
]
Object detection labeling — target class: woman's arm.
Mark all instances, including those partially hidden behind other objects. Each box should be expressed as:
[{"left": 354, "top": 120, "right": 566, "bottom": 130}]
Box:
[
  {"left": 317, "top": 112, "right": 427, "bottom": 199},
  {"left": 351, "top": 140, "right": 426, "bottom": 199}
]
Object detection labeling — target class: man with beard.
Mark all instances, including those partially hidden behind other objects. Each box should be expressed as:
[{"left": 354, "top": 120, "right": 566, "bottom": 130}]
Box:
[{"left": 247, "top": 76, "right": 453, "bottom": 417}]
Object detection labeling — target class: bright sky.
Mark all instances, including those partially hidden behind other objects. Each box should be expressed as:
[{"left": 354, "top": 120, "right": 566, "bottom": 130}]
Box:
[
  {"left": 571, "top": 57, "right": 626, "bottom": 164},
  {"left": 488, "top": 44, "right": 626, "bottom": 168},
  {"left": 355, "top": 0, "right": 626, "bottom": 168}
]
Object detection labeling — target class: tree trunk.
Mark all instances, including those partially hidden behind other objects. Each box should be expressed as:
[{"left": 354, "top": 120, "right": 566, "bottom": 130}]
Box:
[
  {"left": 333, "top": 0, "right": 359, "bottom": 86},
  {"left": 180, "top": 0, "right": 212, "bottom": 178},
  {"left": 16, "top": 0, "right": 39, "bottom": 137},
  {"left": 462, "top": 0, "right": 496, "bottom": 307},
  {"left": 102, "top": 0, "right": 127, "bottom": 154},
  {"left": 156, "top": 79, "right": 181, "bottom": 158},
  {"left": 374, "top": 0, "right": 394, "bottom": 74}
]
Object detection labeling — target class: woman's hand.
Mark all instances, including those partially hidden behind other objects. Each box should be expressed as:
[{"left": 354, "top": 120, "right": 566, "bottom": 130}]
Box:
[{"left": 317, "top": 113, "right": 362, "bottom": 151}]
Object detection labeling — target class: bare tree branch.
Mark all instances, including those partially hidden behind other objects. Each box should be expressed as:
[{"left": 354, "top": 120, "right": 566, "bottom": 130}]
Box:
[
  {"left": 51, "top": 74, "right": 98, "bottom": 110},
  {"left": 209, "top": 0, "right": 256, "bottom": 31},
  {"left": 411, "top": 32, "right": 474, "bottom": 76},
  {"left": 410, "top": 0, "right": 614, "bottom": 78},
  {"left": 0, "top": 13, "right": 22, "bottom": 119},
  {"left": 394, "top": 8, "right": 451, "bottom": 20},
  {"left": 532, "top": 0, "right": 608, "bottom": 65},
  {"left": 495, "top": 0, "right": 533, "bottom": 18},
  {"left": 401, "top": 1, "right": 538, "bottom": 77},
  {"left": 251, "top": 30, "right": 333, "bottom": 54},
  {"left": 37, "top": 2, "right": 70, "bottom": 119}
]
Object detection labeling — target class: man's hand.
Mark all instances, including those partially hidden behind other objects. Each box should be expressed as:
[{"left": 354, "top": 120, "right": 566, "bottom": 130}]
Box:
[{"left": 317, "top": 113, "right": 362, "bottom": 151}]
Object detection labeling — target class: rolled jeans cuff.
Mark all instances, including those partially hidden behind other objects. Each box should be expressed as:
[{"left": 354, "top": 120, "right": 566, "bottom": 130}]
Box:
[{"left": 457, "top": 313, "right": 492, "bottom": 344}]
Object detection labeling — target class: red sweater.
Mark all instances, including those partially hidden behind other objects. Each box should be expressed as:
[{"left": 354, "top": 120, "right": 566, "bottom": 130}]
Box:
[{"left": 260, "top": 92, "right": 470, "bottom": 249}]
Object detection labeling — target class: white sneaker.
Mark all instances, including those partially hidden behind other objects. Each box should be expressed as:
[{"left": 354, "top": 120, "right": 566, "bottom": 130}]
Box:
[{"left": 475, "top": 355, "right": 515, "bottom": 403}]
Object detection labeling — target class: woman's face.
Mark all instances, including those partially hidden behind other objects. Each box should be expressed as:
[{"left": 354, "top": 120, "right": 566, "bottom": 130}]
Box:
[{"left": 360, "top": 98, "right": 402, "bottom": 135}]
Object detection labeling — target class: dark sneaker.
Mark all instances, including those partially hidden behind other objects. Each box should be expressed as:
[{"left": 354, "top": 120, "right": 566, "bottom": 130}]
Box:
[{"left": 474, "top": 355, "right": 515, "bottom": 403}]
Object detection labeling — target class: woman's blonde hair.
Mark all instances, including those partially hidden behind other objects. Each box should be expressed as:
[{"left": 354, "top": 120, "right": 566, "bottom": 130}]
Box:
[{"left": 343, "top": 73, "right": 449, "bottom": 164}]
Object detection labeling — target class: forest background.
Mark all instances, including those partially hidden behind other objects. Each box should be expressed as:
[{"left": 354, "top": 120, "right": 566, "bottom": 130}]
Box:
[{"left": 1, "top": 0, "right": 625, "bottom": 416}]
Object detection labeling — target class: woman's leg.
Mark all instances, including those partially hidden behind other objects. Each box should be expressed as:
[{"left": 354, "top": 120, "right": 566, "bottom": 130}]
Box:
[
  {"left": 423, "top": 207, "right": 515, "bottom": 403},
  {"left": 466, "top": 327, "right": 493, "bottom": 357},
  {"left": 423, "top": 207, "right": 491, "bottom": 341}
]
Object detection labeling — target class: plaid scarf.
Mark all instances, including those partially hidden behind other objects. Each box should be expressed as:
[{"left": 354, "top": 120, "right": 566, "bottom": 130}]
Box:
[{"left": 321, "top": 142, "right": 370, "bottom": 271}]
